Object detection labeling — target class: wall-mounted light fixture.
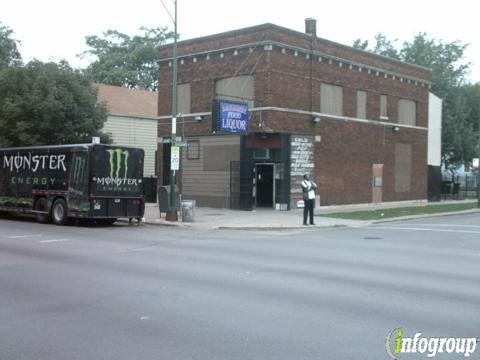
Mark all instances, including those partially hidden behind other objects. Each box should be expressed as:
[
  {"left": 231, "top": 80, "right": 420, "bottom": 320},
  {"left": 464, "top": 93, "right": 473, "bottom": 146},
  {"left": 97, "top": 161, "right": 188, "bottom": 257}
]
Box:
[
  {"left": 313, "top": 116, "right": 321, "bottom": 124},
  {"left": 392, "top": 126, "right": 400, "bottom": 133},
  {"left": 194, "top": 115, "right": 204, "bottom": 122}
]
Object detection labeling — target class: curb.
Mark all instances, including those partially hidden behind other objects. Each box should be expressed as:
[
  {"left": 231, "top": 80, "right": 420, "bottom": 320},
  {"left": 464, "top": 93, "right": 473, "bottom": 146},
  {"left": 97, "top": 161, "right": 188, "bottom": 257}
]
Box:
[
  {"left": 364, "top": 209, "right": 480, "bottom": 225},
  {"left": 128, "top": 208, "right": 480, "bottom": 230},
  {"left": 215, "top": 224, "right": 348, "bottom": 231}
]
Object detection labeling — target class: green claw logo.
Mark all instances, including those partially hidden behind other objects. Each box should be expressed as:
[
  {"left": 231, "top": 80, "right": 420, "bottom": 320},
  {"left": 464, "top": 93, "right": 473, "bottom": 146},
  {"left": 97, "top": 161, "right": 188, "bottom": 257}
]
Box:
[
  {"left": 107, "top": 149, "right": 129, "bottom": 179},
  {"left": 73, "top": 156, "right": 86, "bottom": 184}
]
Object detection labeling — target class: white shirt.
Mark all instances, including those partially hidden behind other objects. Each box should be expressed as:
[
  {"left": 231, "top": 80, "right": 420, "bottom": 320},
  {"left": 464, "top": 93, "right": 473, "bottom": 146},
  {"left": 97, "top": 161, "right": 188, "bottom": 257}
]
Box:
[{"left": 302, "top": 180, "right": 316, "bottom": 200}]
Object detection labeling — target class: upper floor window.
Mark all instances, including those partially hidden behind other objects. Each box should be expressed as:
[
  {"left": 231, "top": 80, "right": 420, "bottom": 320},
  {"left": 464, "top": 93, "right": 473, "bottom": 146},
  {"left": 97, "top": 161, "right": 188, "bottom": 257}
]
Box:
[
  {"left": 177, "top": 83, "right": 191, "bottom": 114},
  {"left": 321, "top": 83, "right": 343, "bottom": 116},
  {"left": 380, "top": 95, "right": 388, "bottom": 119},
  {"left": 398, "top": 99, "right": 417, "bottom": 126},
  {"left": 215, "top": 75, "right": 254, "bottom": 108},
  {"left": 357, "top": 90, "right": 367, "bottom": 119}
]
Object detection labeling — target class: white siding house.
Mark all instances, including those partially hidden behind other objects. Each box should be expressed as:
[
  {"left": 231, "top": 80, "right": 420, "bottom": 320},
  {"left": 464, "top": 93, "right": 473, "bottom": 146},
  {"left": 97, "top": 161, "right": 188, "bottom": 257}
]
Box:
[{"left": 95, "top": 84, "right": 158, "bottom": 176}]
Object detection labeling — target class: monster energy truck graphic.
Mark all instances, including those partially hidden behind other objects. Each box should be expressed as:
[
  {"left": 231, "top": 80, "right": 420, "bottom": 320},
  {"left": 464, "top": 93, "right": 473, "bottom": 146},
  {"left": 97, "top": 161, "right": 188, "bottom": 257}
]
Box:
[
  {"left": 107, "top": 149, "right": 129, "bottom": 179},
  {"left": 95, "top": 148, "right": 138, "bottom": 189},
  {"left": 73, "top": 156, "right": 86, "bottom": 184}
]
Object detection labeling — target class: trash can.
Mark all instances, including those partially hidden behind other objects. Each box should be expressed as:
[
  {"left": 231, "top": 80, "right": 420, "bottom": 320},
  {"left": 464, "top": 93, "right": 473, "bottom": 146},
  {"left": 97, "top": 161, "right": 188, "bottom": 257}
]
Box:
[
  {"left": 144, "top": 176, "right": 158, "bottom": 203},
  {"left": 181, "top": 200, "right": 196, "bottom": 222}
]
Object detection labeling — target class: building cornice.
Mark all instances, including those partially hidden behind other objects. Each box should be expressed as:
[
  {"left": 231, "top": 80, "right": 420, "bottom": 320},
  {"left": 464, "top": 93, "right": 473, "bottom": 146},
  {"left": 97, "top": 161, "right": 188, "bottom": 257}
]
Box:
[{"left": 158, "top": 40, "right": 431, "bottom": 87}]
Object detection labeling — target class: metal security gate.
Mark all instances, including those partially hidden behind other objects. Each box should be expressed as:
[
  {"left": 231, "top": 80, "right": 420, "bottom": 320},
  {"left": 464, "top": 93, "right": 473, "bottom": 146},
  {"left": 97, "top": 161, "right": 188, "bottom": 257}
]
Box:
[{"left": 230, "top": 161, "right": 253, "bottom": 210}]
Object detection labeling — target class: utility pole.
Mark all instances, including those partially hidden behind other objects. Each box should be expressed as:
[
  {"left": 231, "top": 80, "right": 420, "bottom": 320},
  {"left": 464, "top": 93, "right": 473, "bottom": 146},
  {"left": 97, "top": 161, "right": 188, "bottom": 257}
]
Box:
[
  {"left": 475, "top": 115, "right": 480, "bottom": 208},
  {"left": 166, "top": 0, "right": 179, "bottom": 221}
]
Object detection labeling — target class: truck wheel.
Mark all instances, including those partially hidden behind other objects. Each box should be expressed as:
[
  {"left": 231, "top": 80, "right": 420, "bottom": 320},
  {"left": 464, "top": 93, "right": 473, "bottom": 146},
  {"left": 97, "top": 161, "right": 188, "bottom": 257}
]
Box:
[
  {"left": 52, "top": 198, "right": 68, "bottom": 225},
  {"left": 34, "top": 198, "right": 51, "bottom": 224}
]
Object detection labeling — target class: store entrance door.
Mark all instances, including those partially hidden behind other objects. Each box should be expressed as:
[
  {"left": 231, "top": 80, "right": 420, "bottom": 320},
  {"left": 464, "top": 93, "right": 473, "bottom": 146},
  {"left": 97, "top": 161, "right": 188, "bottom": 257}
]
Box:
[{"left": 255, "top": 164, "right": 275, "bottom": 208}]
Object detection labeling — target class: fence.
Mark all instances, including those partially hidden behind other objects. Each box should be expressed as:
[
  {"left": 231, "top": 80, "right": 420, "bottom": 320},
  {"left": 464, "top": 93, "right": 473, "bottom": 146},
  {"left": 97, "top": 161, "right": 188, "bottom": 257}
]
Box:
[{"left": 441, "top": 174, "right": 480, "bottom": 200}]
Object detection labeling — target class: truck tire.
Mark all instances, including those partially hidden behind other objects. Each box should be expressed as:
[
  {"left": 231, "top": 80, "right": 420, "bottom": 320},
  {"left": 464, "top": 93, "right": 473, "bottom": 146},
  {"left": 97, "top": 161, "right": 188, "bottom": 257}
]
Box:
[
  {"left": 34, "top": 198, "right": 51, "bottom": 224},
  {"left": 52, "top": 198, "right": 68, "bottom": 225}
]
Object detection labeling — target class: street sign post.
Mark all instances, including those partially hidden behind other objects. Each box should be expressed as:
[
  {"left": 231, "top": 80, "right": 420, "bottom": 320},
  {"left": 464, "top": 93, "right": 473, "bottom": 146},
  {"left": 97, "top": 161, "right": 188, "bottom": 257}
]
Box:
[{"left": 171, "top": 145, "right": 180, "bottom": 171}]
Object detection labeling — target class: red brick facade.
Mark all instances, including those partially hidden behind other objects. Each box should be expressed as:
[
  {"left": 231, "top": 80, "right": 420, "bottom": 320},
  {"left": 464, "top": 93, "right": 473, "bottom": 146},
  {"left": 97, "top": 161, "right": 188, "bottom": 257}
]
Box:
[{"left": 158, "top": 22, "right": 430, "bottom": 206}]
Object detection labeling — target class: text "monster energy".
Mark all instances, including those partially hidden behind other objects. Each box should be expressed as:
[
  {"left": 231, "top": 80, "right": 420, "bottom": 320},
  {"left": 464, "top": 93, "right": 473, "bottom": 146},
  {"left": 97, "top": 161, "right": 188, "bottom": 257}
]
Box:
[{"left": 96, "top": 149, "right": 138, "bottom": 187}]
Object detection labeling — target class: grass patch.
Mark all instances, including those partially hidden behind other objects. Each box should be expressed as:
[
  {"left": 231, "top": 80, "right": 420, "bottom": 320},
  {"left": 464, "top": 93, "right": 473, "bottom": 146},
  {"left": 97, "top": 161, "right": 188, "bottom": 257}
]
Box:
[{"left": 318, "top": 202, "right": 478, "bottom": 221}]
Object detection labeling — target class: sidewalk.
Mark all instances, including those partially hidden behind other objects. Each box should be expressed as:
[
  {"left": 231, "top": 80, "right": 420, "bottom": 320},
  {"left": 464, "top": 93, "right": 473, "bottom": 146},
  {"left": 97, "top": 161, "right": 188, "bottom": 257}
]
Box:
[
  {"left": 143, "top": 205, "right": 362, "bottom": 230},
  {"left": 140, "top": 199, "right": 479, "bottom": 230}
]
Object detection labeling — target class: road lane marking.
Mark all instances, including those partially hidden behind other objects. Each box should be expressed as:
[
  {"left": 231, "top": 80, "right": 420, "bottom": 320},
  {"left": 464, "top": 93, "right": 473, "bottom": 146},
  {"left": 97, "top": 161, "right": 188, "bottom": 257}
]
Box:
[
  {"left": 400, "top": 224, "right": 480, "bottom": 228},
  {"left": 372, "top": 226, "right": 480, "bottom": 234},
  {"left": 8, "top": 235, "right": 42, "bottom": 239},
  {"left": 39, "top": 239, "right": 70, "bottom": 244}
]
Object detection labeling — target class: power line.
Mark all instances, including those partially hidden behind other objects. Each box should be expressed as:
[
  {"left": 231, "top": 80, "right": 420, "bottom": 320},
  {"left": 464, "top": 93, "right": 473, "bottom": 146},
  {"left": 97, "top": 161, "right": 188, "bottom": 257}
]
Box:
[{"left": 160, "top": 0, "right": 175, "bottom": 24}]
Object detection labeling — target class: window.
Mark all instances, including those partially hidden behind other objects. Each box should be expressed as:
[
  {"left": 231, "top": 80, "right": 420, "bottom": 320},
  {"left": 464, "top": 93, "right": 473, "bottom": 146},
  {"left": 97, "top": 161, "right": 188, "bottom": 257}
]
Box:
[
  {"left": 186, "top": 140, "right": 200, "bottom": 160},
  {"left": 321, "top": 84, "right": 343, "bottom": 116},
  {"left": 357, "top": 90, "right": 367, "bottom": 119},
  {"left": 177, "top": 83, "right": 191, "bottom": 114},
  {"left": 398, "top": 99, "right": 417, "bottom": 126},
  {"left": 395, "top": 143, "right": 412, "bottom": 192},
  {"left": 215, "top": 75, "right": 254, "bottom": 108},
  {"left": 380, "top": 95, "right": 388, "bottom": 119},
  {"left": 253, "top": 148, "right": 270, "bottom": 160}
]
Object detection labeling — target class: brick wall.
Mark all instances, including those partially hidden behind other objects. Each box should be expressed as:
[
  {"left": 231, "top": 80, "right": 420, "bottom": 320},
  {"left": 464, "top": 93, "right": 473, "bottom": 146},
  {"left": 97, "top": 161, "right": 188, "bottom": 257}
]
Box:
[{"left": 157, "top": 23, "right": 430, "bottom": 205}]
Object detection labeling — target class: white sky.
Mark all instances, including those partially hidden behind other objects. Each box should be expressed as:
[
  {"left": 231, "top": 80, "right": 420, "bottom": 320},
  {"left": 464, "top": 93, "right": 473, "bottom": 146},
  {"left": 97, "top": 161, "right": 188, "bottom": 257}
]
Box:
[{"left": 2, "top": 0, "right": 479, "bottom": 83}]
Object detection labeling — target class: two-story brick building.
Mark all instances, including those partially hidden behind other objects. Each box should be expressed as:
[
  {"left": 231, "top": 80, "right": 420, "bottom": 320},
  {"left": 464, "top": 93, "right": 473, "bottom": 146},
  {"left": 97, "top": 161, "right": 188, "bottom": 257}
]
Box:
[{"left": 157, "top": 19, "right": 431, "bottom": 210}]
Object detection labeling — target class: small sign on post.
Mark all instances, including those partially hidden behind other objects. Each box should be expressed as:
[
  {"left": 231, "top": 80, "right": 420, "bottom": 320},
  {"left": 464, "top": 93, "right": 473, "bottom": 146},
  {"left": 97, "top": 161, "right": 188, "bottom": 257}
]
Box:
[{"left": 171, "top": 145, "right": 180, "bottom": 170}]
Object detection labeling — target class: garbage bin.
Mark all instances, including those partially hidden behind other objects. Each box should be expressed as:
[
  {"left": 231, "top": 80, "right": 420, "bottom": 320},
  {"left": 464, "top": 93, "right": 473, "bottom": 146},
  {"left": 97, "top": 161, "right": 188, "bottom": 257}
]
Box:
[
  {"left": 144, "top": 176, "right": 158, "bottom": 203},
  {"left": 181, "top": 200, "right": 196, "bottom": 222},
  {"left": 158, "top": 185, "right": 179, "bottom": 217}
]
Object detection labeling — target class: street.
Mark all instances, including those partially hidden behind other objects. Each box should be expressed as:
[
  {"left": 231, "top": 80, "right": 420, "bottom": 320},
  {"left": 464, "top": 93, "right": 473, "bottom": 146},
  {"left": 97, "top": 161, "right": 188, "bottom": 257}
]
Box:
[{"left": 1, "top": 213, "right": 480, "bottom": 360}]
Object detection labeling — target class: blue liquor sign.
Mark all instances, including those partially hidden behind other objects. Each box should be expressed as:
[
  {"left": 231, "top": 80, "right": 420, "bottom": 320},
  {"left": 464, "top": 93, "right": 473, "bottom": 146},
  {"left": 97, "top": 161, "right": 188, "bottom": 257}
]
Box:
[{"left": 212, "top": 100, "right": 249, "bottom": 134}]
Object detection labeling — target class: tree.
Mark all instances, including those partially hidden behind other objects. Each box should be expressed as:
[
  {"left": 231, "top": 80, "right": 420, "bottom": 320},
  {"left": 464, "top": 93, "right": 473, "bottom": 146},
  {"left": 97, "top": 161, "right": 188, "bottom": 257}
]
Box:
[
  {"left": 82, "top": 27, "right": 175, "bottom": 91},
  {"left": 0, "top": 60, "right": 109, "bottom": 147},
  {"left": 354, "top": 33, "right": 400, "bottom": 60},
  {"left": 353, "top": 33, "right": 477, "bottom": 165},
  {"left": 0, "top": 22, "right": 22, "bottom": 69}
]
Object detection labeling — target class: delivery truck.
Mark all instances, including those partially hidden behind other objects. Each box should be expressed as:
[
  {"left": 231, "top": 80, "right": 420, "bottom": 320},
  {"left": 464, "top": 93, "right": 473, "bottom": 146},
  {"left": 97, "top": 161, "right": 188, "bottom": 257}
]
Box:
[{"left": 0, "top": 143, "right": 145, "bottom": 225}]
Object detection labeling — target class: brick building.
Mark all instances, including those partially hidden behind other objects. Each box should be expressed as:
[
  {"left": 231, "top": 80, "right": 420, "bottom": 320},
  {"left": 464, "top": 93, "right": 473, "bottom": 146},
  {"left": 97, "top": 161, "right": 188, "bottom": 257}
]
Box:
[{"left": 157, "top": 19, "right": 431, "bottom": 210}]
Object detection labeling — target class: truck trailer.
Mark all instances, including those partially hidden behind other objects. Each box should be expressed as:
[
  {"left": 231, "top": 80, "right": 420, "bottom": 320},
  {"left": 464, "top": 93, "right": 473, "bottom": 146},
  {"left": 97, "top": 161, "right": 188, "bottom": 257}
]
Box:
[{"left": 0, "top": 144, "right": 145, "bottom": 225}]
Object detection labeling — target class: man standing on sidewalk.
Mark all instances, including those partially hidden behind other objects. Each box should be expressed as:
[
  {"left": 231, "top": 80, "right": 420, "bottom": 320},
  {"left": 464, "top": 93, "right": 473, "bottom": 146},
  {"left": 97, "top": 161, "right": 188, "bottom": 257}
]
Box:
[{"left": 301, "top": 174, "right": 317, "bottom": 225}]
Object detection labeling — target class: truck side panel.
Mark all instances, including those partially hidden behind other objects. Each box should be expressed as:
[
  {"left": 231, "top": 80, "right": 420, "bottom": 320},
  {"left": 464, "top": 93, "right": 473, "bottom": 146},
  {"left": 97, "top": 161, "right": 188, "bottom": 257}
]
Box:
[{"left": 1, "top": 148, "right": 73, "bottom": 210}]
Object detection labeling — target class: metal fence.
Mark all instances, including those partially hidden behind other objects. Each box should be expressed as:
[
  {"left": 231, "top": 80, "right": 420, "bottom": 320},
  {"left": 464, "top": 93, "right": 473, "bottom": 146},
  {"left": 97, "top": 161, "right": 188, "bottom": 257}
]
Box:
[{"left": 441, "top": 174, "right": 480, "bottom": 200}]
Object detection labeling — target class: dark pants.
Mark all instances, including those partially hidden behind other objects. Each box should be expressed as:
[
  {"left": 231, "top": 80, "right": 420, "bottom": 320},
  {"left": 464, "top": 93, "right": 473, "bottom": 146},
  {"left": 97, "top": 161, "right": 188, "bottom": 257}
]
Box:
[{"left": 303, "top": 199, "right": 315, "bottom": 224}]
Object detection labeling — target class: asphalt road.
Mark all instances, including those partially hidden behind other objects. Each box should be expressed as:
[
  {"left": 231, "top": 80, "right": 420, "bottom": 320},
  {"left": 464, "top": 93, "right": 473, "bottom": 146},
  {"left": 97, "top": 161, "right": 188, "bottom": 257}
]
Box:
[{"left": 1, "top": 213, "right": 480, "bottom": 360}]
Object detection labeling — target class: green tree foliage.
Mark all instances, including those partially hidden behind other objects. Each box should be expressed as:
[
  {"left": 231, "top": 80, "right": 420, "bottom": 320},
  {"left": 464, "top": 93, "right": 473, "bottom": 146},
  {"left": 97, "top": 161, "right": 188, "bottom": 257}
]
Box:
[
  {"left": 353, "top": 33, "right": 478, "bottom": 165},
  {"left": 0, "top": 60, "right": 109, "bottom": 147},
  {"left": 354, "top": 34, "right": 401, "bottom": 60},
  {"left": 82, "top": 27, "right": 175, "bottom": 91},
  {"left": 0, "top": 22, "right": 22, "bottom": 69}
]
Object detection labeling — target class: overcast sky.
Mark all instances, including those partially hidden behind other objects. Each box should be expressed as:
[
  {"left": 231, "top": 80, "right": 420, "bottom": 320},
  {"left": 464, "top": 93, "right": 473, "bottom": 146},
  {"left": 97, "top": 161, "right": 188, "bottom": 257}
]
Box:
[{"left": 2, "top": 0, "right": 479, "bottom": 83}]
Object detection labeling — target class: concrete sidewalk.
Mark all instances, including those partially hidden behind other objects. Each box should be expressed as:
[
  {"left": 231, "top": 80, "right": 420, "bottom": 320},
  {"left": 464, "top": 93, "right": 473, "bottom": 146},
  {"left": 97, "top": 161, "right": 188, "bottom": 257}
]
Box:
[
  {"left": 140, "top": 199, "right": 479, "bottom": 230},
  {"left": 143, "top": 205, "right": 362, "bottom": 230}
]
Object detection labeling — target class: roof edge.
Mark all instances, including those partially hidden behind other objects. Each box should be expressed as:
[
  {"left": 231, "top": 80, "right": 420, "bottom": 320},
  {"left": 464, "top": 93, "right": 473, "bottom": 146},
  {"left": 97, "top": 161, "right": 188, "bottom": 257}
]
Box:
[{"left": 160, "top": 22, "right": 431, "bottom": 73}]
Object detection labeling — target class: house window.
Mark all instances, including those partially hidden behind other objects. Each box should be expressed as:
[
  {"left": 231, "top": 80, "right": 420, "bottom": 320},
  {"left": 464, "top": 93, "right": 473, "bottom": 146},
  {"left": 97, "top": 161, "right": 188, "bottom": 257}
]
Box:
[
  {"left": 398, "top": 99, "right": 417, "bottom": 126},
  {"left": 321, "top": 84, "right": 343, "bottom": 116},
  {"left": 177, "top": 83, "right": 191, "bottom": 114},
  {"left": 380, "top": 95, "right": 388, "bottom": 119},
  {"left": 215, "top": 75, "right": 254, "bottom": 108},
  {"left": 357, "top": 90, "right": 367, "bottom": 119}
]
